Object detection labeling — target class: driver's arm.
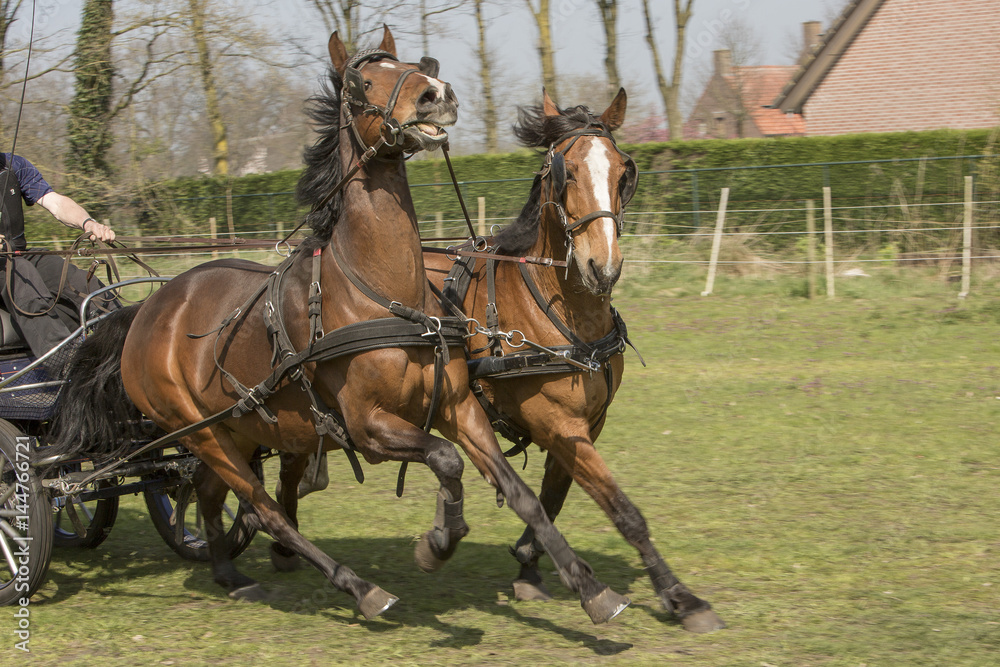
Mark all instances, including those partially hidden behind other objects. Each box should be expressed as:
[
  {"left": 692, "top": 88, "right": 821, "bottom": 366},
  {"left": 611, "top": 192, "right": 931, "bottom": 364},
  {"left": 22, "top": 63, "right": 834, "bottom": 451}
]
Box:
[{"left": 36, "top": 191, "right": 116, "bottom": 243}]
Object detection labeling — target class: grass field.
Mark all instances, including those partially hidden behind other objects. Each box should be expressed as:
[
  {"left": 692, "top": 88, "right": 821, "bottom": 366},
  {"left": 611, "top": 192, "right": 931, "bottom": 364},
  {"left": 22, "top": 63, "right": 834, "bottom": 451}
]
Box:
[{"left": 8, "top": 264, "right": 1000, "bottom": 666}]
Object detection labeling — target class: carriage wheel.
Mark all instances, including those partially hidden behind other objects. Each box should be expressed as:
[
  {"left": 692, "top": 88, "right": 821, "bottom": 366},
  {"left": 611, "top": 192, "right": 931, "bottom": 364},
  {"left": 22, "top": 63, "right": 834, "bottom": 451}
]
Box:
[
  {"left": 143, "top": 457, "right": 263, "bottom": 562},
  {"left": 52, "top": 468, "right": 119, "bottom": 549},
  {"left": 0, "top": 420, "right": 53, "bottom": 606}
]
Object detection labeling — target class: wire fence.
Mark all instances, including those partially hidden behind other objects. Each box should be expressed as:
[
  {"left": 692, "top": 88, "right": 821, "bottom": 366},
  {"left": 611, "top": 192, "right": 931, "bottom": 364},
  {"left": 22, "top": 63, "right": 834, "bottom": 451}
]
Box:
[{"left": 40, "top": 155, "right": 1000, "bottom": 292}]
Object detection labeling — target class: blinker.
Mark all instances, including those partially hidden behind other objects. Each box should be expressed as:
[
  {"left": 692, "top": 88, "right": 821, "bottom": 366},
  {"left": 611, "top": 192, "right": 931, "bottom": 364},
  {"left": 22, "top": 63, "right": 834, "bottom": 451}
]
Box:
[{"left": 419, "top": 56, "right": 440, "bottom": 79}]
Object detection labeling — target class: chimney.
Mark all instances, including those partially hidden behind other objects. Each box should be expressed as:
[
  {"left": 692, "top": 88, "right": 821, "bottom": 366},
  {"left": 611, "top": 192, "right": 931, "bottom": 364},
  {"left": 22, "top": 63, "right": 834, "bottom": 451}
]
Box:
[
  {"left": 801, "top": 21, "right": 822, "bottom": 61},
  {"left": 713, "top": 49, "right": 732, "bottom": 78}
]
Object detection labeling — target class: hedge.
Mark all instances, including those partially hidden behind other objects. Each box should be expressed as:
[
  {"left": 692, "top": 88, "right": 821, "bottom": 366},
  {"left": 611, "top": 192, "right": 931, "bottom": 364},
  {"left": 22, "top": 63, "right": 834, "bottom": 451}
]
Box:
[{"left": 30, "top": 127, "right": 994, "bottom": 244}]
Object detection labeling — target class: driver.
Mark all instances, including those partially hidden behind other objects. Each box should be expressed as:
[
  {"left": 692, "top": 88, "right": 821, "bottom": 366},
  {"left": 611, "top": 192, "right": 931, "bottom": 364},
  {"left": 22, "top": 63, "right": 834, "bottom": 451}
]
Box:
[{"left": 0, "top": 152, "right": 118, "bottom": 359}]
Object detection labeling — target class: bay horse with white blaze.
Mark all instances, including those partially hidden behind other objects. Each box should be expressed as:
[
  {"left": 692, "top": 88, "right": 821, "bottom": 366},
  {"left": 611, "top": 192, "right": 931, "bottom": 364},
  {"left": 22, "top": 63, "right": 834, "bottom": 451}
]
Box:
[
  {"left": 423, "top": 90, "right": 725, "bottom": 632},
  {"left": 50, "top": 29, "right": 630, "bottom": 624}
]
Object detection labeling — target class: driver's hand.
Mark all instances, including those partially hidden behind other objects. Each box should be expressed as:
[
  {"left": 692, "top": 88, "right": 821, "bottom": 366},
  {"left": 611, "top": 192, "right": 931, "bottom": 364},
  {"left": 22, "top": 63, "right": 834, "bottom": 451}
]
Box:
[{"left": 83, "top": 218, "right": 115, "bottom": 243}]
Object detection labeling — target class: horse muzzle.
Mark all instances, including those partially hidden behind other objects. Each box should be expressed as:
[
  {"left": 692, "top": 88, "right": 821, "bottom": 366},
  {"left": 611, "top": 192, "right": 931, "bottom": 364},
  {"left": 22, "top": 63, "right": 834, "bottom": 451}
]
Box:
[{"left": 584, "top": 257, "right": 623, "bottom": 296}]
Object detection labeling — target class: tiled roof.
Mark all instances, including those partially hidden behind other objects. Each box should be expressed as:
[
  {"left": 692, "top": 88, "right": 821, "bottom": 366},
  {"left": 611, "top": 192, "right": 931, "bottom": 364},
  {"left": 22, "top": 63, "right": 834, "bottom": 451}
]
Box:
[{"left": 726, "top": 66, "right": 807, "bottom": 136}]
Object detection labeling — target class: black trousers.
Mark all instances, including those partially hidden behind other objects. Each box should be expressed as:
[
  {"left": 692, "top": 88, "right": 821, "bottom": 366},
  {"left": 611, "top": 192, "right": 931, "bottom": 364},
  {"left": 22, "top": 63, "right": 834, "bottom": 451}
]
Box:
[{"left": 0, "top": 253, "right": 118, "bottom": 358}]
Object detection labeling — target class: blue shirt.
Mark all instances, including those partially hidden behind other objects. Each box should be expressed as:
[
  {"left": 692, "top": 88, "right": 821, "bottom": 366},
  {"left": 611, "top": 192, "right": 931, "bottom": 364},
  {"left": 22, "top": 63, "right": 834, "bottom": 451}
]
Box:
[{"left": 0, "top": 153, "right": 53, "bottom": 206}]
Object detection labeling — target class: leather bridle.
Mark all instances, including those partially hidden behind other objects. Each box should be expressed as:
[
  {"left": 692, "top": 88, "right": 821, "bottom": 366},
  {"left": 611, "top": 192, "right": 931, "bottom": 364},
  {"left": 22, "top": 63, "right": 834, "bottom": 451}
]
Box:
[
  {"left": 536, "top": 125, "right": 638, "bottom": 271},
  {"left": 340, "top": 49, "right": 442, "bottom": 156}
]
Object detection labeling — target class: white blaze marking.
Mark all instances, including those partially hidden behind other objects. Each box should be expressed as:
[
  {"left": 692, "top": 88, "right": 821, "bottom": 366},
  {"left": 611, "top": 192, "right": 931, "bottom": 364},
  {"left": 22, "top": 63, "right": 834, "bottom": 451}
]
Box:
[
  {"left": 374, "top": 61, "right": 447, "bottom": 98},
  {"left": 582, "top": 140, "right": 617, "bottom": 271}
]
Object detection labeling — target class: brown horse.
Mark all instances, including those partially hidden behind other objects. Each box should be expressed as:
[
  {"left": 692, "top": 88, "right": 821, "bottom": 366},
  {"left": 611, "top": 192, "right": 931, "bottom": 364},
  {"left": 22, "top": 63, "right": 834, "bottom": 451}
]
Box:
[
  {"left": 51, "top": 29, "right": 629, "bottom": 624},
  {"left": 423, "top": 90, "right": 725, "bottom": 633}
]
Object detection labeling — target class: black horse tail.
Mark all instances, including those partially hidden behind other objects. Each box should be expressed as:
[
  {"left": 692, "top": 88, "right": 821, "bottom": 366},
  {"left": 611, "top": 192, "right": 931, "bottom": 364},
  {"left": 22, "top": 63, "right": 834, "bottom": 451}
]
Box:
[{"left": 47, "top": 304, "right": 145, "bottom": 461}]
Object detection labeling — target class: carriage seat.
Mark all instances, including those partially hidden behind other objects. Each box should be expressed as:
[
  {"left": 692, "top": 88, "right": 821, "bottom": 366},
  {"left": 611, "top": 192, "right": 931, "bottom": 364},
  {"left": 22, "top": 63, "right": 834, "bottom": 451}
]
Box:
[{"left": 0, "top": 307, "right": 30, "bottom": 352}]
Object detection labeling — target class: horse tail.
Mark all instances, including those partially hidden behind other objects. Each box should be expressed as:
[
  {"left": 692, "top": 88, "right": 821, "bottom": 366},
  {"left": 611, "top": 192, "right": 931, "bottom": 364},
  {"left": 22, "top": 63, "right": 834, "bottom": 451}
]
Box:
[{"left": 47, "top": 304, "right": 145, "bottom": 461}]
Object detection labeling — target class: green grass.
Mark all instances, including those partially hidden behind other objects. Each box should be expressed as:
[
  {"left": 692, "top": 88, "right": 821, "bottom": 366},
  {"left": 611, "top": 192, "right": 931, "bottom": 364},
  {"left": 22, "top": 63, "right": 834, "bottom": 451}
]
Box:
[{"left": 10, "top": 265, "right": 1000, "bottom": 665}]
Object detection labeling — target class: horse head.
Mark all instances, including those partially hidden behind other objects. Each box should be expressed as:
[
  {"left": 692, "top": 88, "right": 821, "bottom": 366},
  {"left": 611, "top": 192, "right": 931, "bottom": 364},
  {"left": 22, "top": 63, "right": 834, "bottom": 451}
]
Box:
[
  {"left": 328, "top": 26, "right": 458, "bottom": 155},
  {"left": 535, "top": 89, "right": 633, "bottom": 295}
]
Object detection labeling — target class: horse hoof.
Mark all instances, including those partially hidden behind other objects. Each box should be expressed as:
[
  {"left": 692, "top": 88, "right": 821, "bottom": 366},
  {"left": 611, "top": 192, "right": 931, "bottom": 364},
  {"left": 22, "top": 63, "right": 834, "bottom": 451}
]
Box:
[
  {"left": 512, "top": 579, "right": 552, "bottom": 601},
  {"left": 358, "top": 586, "right": 398, "bottom": 620},
  {"left": 414, "top": 533, "right": 446, "bottom": 573},
  {"left": 681, "top": 609, "right": 726, "bottom": 633},
  {"left": 581, "top": 587, "right": 630, "bottom": 624},
  {"left": 270, "top": 542, "right": 301, "bottom": 572},
  {"left": 228, "top": 583, "right": 269, "bottom": 603}
]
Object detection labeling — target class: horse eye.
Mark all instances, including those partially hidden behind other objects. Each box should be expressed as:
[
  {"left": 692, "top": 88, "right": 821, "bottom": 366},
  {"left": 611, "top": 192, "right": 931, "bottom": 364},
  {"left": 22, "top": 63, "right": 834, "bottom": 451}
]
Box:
[{"left": 364, "top": 80, "right": 372, "bottom": 91}]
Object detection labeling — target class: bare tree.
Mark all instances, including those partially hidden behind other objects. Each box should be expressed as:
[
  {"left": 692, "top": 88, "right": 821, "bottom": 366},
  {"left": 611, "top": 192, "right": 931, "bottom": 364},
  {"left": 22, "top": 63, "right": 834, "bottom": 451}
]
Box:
[
  {"left": 306, "top": 0, "right": 362, "bottom": 52},
  {"left": 66, "top": 0, "right": 116, "bottom": 191},
  {"left": 0, "top": 0, "right": 22, "bottom": 79},
  {"left": 305, "top": 1, "right": 412, "bottom": 53},
  {"left": 595, "top": 0, "right": 619, "bottom": 103},
  {"left": 641, "top": 0, "right": 694, "bottom": 140},
  {"left": 523, "top": 0, "right": 556, "bottom": 100},
  {"left": 472, "top": 0, "right": 497, "bottom": 152},
  {"left": 418, "top": 0, "right": 465, "bottom": 56},
  {"left": 187, "top": 0, "right": 227, "bottom": 175}
]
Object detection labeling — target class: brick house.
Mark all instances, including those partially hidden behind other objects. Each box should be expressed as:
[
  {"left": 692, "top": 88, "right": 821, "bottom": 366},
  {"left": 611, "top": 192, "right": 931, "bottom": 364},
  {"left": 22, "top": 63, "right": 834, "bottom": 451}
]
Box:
[
  {"left": 684, "top": 22, "right": 821, "bottom": 139},
  {"left": 772, "top": 0, "right": 1000, "bottom": 135}
]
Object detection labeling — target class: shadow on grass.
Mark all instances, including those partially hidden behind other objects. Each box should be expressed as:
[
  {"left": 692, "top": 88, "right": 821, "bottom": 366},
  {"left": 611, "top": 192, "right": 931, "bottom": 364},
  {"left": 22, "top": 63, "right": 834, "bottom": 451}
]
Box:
[
  {"left": 286, "top": 535, "right": 641, "bottom": 655},
  {"left": 40, "top": 506, "right": 651, "bottom": 654}
]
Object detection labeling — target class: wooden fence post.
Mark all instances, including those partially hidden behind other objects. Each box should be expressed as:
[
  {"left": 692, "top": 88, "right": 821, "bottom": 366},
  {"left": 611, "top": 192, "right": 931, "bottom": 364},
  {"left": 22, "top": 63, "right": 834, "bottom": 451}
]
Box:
[
  {"left": 209, "top": 216, "right": 219, "bottom": 260},
  {"left": 701, "top": 187, "right": 729, "bottom": 297},
  {"left": 806, "top": 199, "right": 817, "bottom": 300},
  {"left": 823, "top": 186, "right": 835, "bottom": 299},
  {"left": 959, "top": 175, "right": 973, "bottom": 298},
  {"left": 435, "top": 211, "right": 443, "bottom": 241},
  {"left": 477, "top": 197, "right": 486, "bottom": 238}
]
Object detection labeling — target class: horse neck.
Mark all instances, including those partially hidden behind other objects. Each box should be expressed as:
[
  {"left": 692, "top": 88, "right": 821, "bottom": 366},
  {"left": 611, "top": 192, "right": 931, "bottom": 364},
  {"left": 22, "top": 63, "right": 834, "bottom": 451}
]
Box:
[
  {"left": 515, "top": 205, "right": 616, "bottom": 341},
  {"left": 330, "top": 133, "right": 426, "bottom": 307}
]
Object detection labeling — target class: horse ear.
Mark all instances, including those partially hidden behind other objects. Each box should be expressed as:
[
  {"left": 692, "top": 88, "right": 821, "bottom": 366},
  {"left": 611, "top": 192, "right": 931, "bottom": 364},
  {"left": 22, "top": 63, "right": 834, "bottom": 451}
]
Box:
[
  {"left": 378, "top": 24, "right": 397, "bottom": 57},
  {"left": 328, "top": 32, "right": 349, "bottom": 73},
  {"left": 542, "top": 88, "right": 560, "bottom": 117},
  {"left": 600, "top": 88, "right": 628, "bottom": 131}
]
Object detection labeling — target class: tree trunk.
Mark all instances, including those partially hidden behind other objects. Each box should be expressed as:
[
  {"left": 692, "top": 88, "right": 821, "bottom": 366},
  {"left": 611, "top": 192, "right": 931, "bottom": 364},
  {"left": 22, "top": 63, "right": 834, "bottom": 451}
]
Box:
[
  {"left": 67, "top": 0, "right": 115, "bottom": 193},
  {"left": 188, "top": 0, "right": 228, "bottom": 176},
  {"left": 642, "top": 0, "right": 693, "bottom": 141},
  {"left": 525, "top": 0, "right": 556, "bottom": 100},
  {"left": 596, "top": 0, "right": 619, "bottom": 102},
  {"left": 0, "top": 1, "right": 23, "bottom": 82},
  {"left": 474, "top": 0, "right": 497, "bottom": 152},
  {"left": 306, "top": 1, "right": 358, "bottom": 53}
]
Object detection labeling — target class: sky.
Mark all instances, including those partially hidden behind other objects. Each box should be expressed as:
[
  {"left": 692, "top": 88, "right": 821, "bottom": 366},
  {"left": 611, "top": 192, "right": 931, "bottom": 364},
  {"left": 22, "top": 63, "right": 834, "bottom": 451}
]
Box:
[
  {"left": 13, "top": 0, "right": 845, "bottom": 152},
  {"left": 284, "top": 0, "right": 844, "bottom": 149}
]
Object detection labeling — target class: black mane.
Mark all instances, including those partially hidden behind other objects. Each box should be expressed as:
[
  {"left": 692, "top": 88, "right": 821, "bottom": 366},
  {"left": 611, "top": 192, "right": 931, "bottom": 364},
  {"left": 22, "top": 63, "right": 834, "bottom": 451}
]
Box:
[
  {"left": 493, "top": 102, "right": 607, "bottom": 255},
  {"left": 296, "top": 68, "right": 345, "bottom": 245}
]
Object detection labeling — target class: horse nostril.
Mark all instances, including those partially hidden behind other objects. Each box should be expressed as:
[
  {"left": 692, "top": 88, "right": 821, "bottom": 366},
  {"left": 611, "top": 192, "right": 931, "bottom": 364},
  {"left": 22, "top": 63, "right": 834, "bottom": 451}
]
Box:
[{"left": 419, "top": 89, "right": 438, "bottom": 107}]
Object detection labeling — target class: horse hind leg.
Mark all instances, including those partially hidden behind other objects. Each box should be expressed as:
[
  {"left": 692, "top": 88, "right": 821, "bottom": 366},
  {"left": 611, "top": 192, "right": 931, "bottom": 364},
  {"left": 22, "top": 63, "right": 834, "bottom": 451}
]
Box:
[
  {"left": 193, "top": 431, "right": 397, "bottom": 620},
  {"left": 194, "top": 462, "right": 263, "bottom": 597},
  {"left": 510, "top": 452, "right": 573, "bottom": 602},
  {"left": 269, "top": 452, "right": 311, "bottom": 573}
]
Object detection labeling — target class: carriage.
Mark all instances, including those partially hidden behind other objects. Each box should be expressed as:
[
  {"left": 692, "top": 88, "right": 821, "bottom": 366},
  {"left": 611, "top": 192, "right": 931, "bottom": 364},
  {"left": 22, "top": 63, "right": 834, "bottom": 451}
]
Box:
[{"left": 0, "top": 278, "right": 264, "bottom": 606}]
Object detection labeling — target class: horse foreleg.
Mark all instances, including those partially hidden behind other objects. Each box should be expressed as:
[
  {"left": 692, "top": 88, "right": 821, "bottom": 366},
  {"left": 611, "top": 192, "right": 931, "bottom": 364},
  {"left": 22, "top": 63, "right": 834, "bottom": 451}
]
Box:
[
  {"left": 350, "top": 411, "right": 469, "bottom": 573},
  {"left": 439, "top": 397, "right": 630, "bottom": 624},
  {"left": 545, "top": 434, "right": 725, "bottom": 633},
  {"left": 192, "top": 430, "right": 397, "bottom": 619},
  {"left": 510, "top": 452, "right": 573, "bottom": 601}
]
